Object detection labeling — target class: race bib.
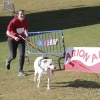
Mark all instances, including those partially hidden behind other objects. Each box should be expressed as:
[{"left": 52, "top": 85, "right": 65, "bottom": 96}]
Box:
[{"left": 16, "top": 28, "right": 24, "bottom": 34}]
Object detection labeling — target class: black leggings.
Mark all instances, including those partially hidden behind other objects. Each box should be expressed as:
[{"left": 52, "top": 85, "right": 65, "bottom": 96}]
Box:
[{"left": 7, "top": 38, "right": 25, "bottom": 72}]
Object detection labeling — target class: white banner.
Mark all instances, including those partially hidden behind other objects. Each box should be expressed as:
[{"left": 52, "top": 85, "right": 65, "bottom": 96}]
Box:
[{"left": 64, "top": 47, "right": 100, "bottom": 73}]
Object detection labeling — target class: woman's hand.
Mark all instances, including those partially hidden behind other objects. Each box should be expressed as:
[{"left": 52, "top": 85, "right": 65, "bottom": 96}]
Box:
[{"left": 14, "top": 37, "right": 20, "bottom": 41}]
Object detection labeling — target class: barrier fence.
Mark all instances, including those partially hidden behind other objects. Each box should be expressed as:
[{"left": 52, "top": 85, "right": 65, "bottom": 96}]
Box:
[{"left": 25, "top": 30, "right": 65, "bottom": 69}]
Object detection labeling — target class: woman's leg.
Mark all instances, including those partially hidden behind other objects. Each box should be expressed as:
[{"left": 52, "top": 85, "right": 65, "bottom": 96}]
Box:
[
  {"left": 6, "top": 38, "right": 18, "bottom": 69},
  {"left": 18, "top": 39, "right": 25, "bottom": 72}
]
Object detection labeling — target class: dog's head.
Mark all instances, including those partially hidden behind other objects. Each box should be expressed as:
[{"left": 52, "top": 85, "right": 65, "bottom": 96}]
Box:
[{"left": 42, "top": 59, "right": 56, "bottom": 76}]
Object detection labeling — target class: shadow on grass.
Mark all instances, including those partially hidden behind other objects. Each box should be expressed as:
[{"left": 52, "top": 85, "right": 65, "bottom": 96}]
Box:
[
  {"left": 1, "top": 6, "right": 100, "bottom": 42},
  {"left": 24, "top": 70, "right": 34, "bottom": 76},
  {"left": 55, "top": 79, "right": 100, "bottom": 88}
]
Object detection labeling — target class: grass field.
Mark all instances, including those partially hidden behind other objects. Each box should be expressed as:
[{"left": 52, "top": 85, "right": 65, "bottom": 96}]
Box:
[{"left": 0, "top": 0, "right": 100, "bottom": 100}]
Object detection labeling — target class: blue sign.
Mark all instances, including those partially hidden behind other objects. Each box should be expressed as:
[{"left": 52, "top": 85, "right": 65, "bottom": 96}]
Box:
[{"left": 37, "top": 40, "right": 44, "bottom": 46}]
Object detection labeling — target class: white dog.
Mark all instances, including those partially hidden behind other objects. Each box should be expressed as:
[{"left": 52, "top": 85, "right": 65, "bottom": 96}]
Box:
[{"left": 34, "top": 56, "right": 56, "bottom": 90}]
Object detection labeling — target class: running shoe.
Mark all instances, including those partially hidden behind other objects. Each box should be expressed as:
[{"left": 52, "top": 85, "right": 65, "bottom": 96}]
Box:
[
  {"left": 18, "top": 71, "right": 27, "bottom": 76},
  {"left": 6, "top": 60, "right": 10, "bottom": 70}
]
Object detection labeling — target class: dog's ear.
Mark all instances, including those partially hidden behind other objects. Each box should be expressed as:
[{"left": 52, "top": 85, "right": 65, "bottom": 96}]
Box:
[
  {"left": 43, "top": 59, "right": 47, "bottom": 63},
  {"left": 48, "top": 59, "right": 52, "bottom": 63}
]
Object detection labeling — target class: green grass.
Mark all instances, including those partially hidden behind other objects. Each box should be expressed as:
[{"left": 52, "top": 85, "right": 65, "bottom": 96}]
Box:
[
  {"left": 63, "top": 24, "right": 100, "bottom": 47},
  {"left": 0, "top": 0, "right": 100, "bottom": 100}
]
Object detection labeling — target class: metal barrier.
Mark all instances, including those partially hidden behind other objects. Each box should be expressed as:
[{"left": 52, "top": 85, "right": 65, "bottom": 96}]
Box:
[{"left": 25, "top": 30, "right": 65, "bottom": 69}]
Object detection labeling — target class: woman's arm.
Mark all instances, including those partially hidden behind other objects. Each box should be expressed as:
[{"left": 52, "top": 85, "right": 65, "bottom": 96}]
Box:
[
  {"left": 6, "top": 30, "right": 20, "bottom": 41},
  {"left": 24, "top": 29, "right": 30, "bottom": 41},
  {"left": 24, "top": 29, "right": 29, "bottom": 37}
]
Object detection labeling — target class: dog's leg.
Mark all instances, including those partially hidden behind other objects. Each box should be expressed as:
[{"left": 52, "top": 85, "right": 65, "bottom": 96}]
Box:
[
  {"left": 37, "top": 73, "right": 42, "bottom": 88},
  {"left": 34, "top": 71, "right": 37, "bottom": 82},
  {"left": 47, "top": 72, "right": 51, "bottom": 90}
]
